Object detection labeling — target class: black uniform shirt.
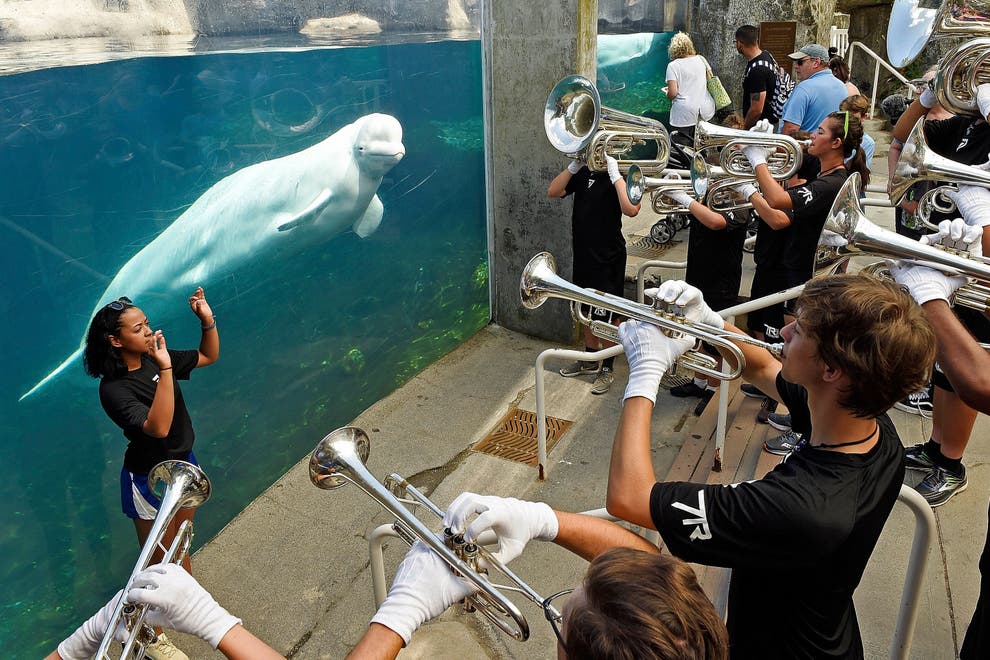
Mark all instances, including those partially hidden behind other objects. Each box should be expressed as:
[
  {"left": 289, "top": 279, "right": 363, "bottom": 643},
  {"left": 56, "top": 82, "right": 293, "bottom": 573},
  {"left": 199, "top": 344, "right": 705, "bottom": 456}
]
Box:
[{"left": 650, "top": 374, "right": 904, "bottom": 659}]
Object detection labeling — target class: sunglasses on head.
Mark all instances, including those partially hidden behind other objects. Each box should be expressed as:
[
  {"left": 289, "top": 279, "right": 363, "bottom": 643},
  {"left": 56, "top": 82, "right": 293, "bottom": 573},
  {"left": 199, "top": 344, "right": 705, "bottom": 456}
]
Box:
[{"left": 105, "top": 296, "right": 133, "bottom": 311}]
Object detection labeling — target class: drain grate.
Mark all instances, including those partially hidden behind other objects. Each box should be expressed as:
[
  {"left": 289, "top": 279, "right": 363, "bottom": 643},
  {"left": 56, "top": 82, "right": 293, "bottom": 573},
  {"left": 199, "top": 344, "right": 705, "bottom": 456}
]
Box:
[
  {"left": 627, "top": 235, "right": 678, "bottom": 259},
  {"left": 473, "top": 408, "right": 573, "bottom": 466}
]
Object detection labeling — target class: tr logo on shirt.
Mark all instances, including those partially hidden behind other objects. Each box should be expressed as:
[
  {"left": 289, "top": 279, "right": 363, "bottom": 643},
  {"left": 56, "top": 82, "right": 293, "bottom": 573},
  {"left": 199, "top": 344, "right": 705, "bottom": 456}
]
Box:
[
  {"left": 796, "top": 187, "right": 814, "bottom": 204},
  {"left": 672, "top": 490, "right": 712, "bottom": 541},
  {"left": 587, "top": 179, "right": 595, "bottom": 189}
]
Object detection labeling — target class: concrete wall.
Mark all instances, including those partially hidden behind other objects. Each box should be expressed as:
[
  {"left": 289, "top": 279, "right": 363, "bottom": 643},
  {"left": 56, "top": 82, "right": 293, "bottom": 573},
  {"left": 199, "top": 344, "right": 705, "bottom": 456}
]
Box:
[
  {"left": 691, "top": 0, "right": 804, "bottom": 112},
  {"left": 486, "top": 0, "right": 594, "bottom": 342}
]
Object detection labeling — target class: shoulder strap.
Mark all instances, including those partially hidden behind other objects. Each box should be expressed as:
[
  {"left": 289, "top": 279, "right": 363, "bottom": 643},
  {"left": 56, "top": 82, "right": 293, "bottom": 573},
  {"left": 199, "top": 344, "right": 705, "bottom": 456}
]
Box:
[{"left": 700, "top": 55, "right": 713, "bottom": 78}]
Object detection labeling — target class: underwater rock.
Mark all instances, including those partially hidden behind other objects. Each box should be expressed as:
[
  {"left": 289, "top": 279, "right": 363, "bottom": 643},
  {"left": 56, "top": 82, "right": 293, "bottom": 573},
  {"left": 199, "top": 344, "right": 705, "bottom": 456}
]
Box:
[
  {"left": 20, "top": 113, "right": 405, "bottom": 401},
  {"left": 299, "top": 14, "right": 381, "bottom": 36}
]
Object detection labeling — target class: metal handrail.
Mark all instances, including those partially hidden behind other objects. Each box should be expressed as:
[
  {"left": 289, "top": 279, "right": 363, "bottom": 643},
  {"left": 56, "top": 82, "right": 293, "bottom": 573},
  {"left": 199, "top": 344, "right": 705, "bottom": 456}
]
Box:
[{"left": 846, "top": 41, "right": 917, "bottom": 119}]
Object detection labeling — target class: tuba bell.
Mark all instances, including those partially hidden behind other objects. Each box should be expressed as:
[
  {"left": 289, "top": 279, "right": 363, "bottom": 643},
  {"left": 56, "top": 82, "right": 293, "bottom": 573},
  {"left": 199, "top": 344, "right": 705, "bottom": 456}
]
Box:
[
  {"left": 545, "top": 75, "right": 670, "bottom": 175},
  {"left": 887, "top": 0, "right": 990, "bottom": 115}
]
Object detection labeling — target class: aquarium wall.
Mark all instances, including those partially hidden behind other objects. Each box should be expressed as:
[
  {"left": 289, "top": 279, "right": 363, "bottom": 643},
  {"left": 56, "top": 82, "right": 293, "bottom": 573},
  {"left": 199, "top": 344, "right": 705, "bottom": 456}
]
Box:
[
  {"left": 0, "top": 6, "right": 487, "bottom": 655},
  {"left": 597, "top": 32, "right": 674, "bottom": 121}
]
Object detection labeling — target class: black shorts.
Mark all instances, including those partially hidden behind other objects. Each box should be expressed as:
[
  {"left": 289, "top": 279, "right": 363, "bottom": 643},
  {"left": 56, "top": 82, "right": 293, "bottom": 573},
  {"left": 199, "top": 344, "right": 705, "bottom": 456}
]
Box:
[
  {"left": 932, "top": 306, "right": 990, "bottom": 392},
  {"left": 573, "top": 252, "right": 626, "bottom": 297},
  {"left": 748, "top": 268, "right": 807, "bottom": 339}
]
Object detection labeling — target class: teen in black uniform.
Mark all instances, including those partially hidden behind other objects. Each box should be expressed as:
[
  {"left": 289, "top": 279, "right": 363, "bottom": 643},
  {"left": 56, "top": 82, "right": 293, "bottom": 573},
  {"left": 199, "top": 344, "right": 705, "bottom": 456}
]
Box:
[
  {"left": 608, "top": 273, "right": 934, "bottom": 658},
  {"left": 662, "top": 187, "right": 747, "bottom": 410},
  {"left": 84, "top": 287, "right": 219, "bottom": 566},
  {"left": 890, "top": 84, "right": 990, "bottom": 507},
  {"left": 548, "top": 154, "right": 640, "bottom": 395}
]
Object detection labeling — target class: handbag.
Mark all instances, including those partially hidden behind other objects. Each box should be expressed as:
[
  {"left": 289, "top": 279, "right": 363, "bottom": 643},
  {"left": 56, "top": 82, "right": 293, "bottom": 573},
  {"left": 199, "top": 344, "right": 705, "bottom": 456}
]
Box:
[{"left": 702, "top": 56, "right": 732, "bottom": 110}]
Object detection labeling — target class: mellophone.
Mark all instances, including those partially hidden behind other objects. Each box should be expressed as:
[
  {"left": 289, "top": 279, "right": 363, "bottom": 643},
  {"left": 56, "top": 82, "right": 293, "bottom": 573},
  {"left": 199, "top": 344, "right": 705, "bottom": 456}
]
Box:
[
  {"left": 308, "top": 426, "right": 561, "bottom": 642},
  {"left": 97, "top": 461, "right": 211, "bottom": 660}
]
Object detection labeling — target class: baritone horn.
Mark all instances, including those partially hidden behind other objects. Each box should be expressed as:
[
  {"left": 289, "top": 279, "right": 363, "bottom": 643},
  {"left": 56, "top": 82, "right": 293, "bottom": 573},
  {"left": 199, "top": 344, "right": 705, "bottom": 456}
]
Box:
[
  {"left": 545, "top": 74, "right": 670, "bottom": 174},
  {"left": 826, "top": 173, "right": 990, "bottom": 302},
  {"left": 309, "top": 427, "right": 559, "bottom": 642},
  {"left": 887, "top": 0, "right": 990, "bottom": 115},
  {"left": 888, "top": 117, "right": 990, "bottom": 204},
  {"left": 519, "top": 252, "right": 783, "bottom": 380},
  {"left": 694, "top": 120, "right": 807, "bottom": 179},
  {"left": 97, "top": 461, "right": 211, "bottom": 660}
]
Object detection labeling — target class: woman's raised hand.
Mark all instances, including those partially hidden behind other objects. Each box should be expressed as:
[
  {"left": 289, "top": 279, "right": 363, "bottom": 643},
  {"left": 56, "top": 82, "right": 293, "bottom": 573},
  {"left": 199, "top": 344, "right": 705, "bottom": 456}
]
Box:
[
  {"left": 149, "top": 330, "right": 171, "bottom": 369},
  {"left": 189, "top": 286, "right": 214, "bottom": 324}
]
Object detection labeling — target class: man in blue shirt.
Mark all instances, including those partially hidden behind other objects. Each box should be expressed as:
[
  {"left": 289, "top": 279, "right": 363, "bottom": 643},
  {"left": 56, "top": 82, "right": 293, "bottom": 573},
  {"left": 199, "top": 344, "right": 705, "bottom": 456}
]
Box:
[{"left": 779, "top": 44, "right": 849, "bottom": 136}]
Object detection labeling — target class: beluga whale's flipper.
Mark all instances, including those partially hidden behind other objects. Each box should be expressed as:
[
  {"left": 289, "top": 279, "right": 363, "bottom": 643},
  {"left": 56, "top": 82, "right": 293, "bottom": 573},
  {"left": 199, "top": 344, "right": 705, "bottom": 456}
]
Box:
[{"left": 20, "top": 113, "right": 404, "bottom": 401}]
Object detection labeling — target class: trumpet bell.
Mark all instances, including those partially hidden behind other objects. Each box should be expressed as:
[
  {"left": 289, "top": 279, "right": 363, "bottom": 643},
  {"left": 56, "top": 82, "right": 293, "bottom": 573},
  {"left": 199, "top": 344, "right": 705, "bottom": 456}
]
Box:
[
  {"left": 544, "top": 75, "right": 600, "bottom": 155},
  {"left": 148, "top": 460, "right": 211, "bottom": 509},
  {"left": 309, "top": 427, "right": 370, "bottom": 490}
]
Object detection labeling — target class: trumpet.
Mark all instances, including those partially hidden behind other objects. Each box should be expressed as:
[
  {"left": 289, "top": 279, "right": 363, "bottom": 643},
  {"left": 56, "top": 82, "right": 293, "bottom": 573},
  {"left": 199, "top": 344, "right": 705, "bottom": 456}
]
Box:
[
  {"left": 827, "top": 173, "right": 990, "bottom": 302},
  {"left": 889, "top": 118, "right": 990, "bottom": 204},
  {"left": 97, "top": 461, "right": 211, "bottom": 660},
  {"left": 694, "top": 119, "right": 806, "bottom": 179},
  {"left": 545, "top": 75, "right": 670, "bottom": 175},
  {"left": 519, "top": 252, "right": 782, "bottom": 380},
  {"left": 309, "top": 426, "right": 559, "bottom": 642}
]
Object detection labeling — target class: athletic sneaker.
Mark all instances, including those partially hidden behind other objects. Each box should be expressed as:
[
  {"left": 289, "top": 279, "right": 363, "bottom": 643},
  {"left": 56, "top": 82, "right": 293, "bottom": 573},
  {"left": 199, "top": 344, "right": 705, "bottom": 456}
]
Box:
[
  {"left": 560, "top": 360, "right": 599, "bottom": 378},
  {"left": 764, "top": 429, "right": 802, "bottom": 455},
  {"left": 145, "top": 633, "right": 189, "bottom": 660},
  {"left": 767, "top": 413, "right": 792, "bottom": 431},
  {"left": 894, "top": 385, "right": 934, "bottom": 416},
  {"left": 756, "top": 398, "right": 778, "bottom": 424},
  {"left": 915, "top": 464, "right": 968, "bottom": 507},
  {"left": 903, "top": 443, "right": 937, "bottom": 471},
  {"left": 591, "top": 366, "right": 614, "bottom": 395},
  {"left": 670, "top": 381, "right": 708, "bottom": 397},
  {"left": 741, "top": 383, "right": 767, "bottom": 398},
  {"left": 694, "top": 388, "right": 716, "bottom": 415}
]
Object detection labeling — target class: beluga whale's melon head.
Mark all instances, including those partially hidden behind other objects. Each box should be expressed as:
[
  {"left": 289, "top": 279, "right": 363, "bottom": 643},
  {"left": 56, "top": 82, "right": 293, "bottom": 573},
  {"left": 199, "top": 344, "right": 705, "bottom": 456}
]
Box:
[{"left": 353, "top": 113, "right": 405, "bottom": 177}]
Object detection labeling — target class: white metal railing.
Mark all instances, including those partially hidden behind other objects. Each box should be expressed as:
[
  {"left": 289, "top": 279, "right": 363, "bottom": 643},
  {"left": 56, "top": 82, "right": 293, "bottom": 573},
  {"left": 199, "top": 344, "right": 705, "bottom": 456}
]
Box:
[
  {"left": 365, "top": 485, "right": 931, "bottom": 659},
  {"left": 846, "top": 41, "right": 917, "bottom": 119},
  {"left": 830, "top": 26, "right": 849, "bottom": 57}
]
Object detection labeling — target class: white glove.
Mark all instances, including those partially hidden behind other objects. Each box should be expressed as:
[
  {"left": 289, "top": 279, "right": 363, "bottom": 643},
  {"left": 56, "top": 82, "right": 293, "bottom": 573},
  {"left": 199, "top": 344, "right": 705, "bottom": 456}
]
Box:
[
  {"left": 919, "top": 86, "right": 938, "bottom": 109},
  {"left": 977, "top": 82, "right": 990, "bottom": 119},
  {"left": 663, "top": 171, "right": 683, "bottom": 180},
  {"left": 618, "top": 319, "right": 694, "bottom": 403},
  {"left": 818, "top": 229, "right": 848, "bottom": 247},
  {"left": 946, "top": 185, "right": 990, "bottom": 228},
  {"left": 649, "top": 280, "right": 726, "bottom": 329},
  {"left": 567, "top": 159, "right": 583, "bottom": 174},
  {"left": 743, "top": 145, "right": 769, "bottom": 169},
  {"left": 370, "top": 540, "right": 477, "bottom": 644},
  {"left": 127, "top": 563, "right": 241, "bottom": 649},
  {"left": 888, "top": 260, "right": 966, "bottom": 305},
  {"left": 750, "top": 118, "right": 774, "bottom": 134},
  {"left": 443, "top": 492, "right": 558, "bottom": 564},
  {"left": 56, "top": 591, "right": 127, "bottom": 660},
  {"left": 734, "top": 182, "right": 758, "bottom": 200},
  {"left": 921, "top": 218, "right": 985, "bottom": 257},
  {"left": 666, "top": 190, "right": 695, "bottom": 208},
  {"left": 605, "top": 155, "right": 622, "bottom": 184},
  {"left": 974, "top": 154, "right": 990, "bottom": 172}
]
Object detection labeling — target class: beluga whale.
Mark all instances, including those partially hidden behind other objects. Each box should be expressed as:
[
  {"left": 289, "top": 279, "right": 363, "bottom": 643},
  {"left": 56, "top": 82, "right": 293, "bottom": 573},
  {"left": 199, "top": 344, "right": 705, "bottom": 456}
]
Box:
[{"left": 20, "top": 112, "right": 405, "bottom": 401}]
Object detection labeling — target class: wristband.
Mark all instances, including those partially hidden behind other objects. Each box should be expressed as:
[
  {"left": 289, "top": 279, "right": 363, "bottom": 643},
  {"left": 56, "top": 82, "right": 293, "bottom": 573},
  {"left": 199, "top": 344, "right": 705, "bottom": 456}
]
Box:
[
  {"left": 202, "top": 319, "right": 217, "bottom": 331},
  {"left": 160, "top": 367, "right": 173, "bottom": 372}
]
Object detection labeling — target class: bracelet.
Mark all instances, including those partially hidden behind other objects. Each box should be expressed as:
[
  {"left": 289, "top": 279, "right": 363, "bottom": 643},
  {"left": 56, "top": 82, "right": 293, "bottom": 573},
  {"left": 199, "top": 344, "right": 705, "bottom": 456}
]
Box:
[
  {"left": 160, "top": 367, "right": 173, "bottom": 372},
  {"left": 202, "top": 319, "right": 217, "bottom": 331}
]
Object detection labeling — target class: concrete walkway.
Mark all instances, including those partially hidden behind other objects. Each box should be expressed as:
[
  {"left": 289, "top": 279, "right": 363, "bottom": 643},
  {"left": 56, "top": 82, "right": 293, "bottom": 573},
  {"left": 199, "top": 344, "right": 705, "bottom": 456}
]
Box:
[{"left": 171, "top": 140, "right": 990, "bottom": 659}]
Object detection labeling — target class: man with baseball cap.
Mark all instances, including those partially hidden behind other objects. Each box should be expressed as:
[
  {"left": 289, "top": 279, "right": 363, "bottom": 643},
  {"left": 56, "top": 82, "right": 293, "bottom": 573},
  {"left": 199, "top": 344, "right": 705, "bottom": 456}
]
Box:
[{"left": 779, "top": 43, "right": 849, "bottom": 136}]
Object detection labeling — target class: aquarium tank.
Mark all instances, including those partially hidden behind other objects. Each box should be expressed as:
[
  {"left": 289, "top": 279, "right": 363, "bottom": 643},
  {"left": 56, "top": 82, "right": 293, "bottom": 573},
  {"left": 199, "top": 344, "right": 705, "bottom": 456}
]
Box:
[{"left": 0, "top": 1, "right": 487, "bottom": 655}]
